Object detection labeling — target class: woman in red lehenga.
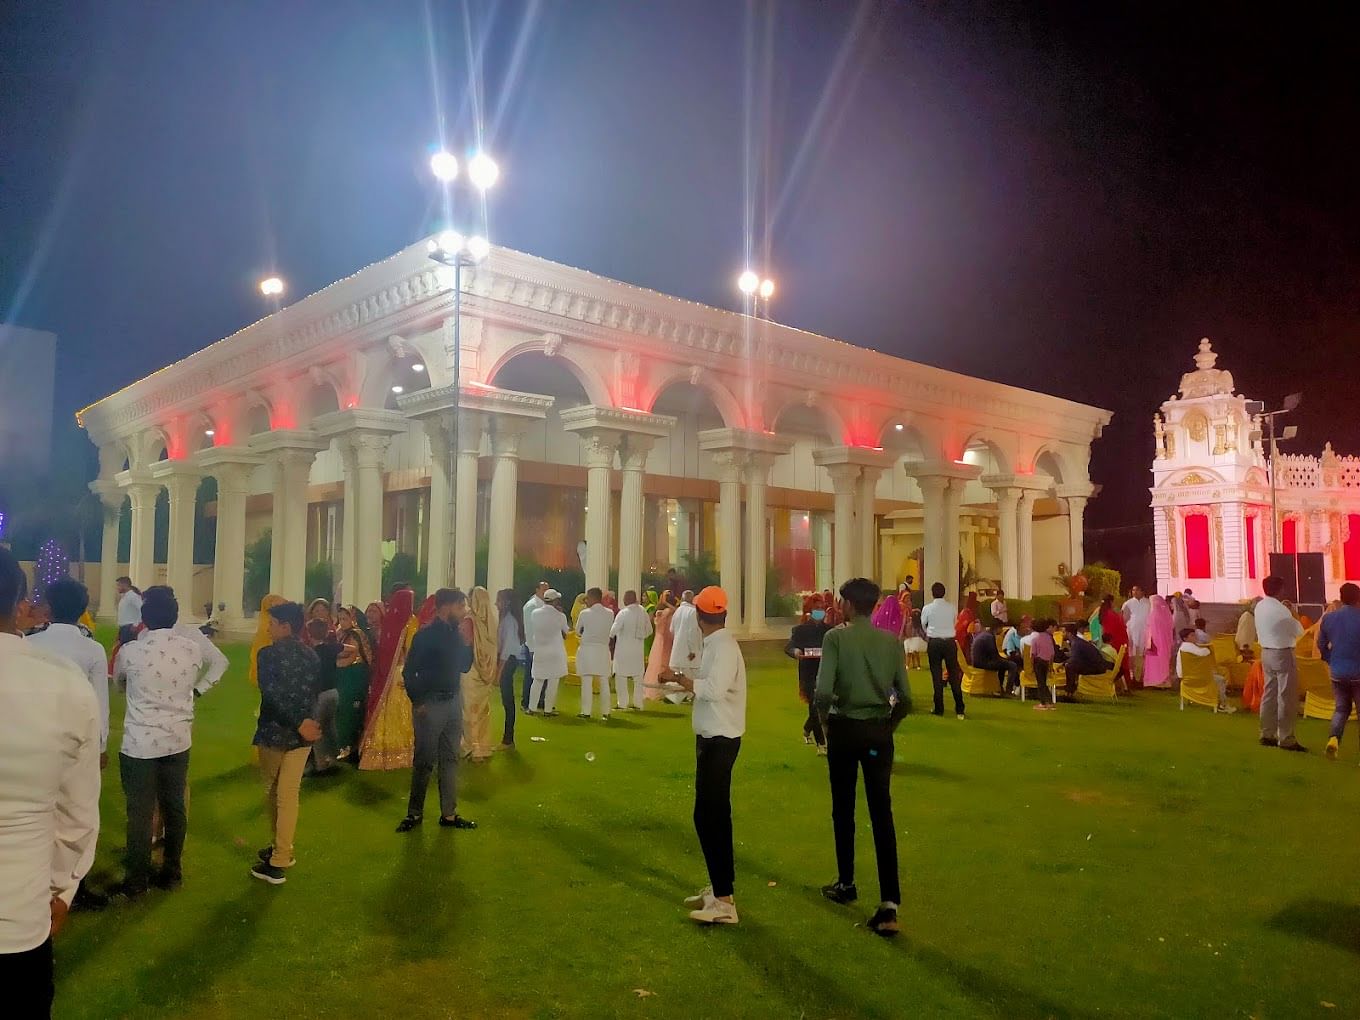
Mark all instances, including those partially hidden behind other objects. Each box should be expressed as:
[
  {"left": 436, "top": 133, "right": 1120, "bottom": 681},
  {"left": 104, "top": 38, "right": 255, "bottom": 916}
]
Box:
[
  {"left": 955, "top": 592, "right": 979, "bottom": 665},
  {"left": 366, "top": 590, "right": 415, "bottom": 724},
  {"left": 1098, "top": 594, "right": 1132, "bottom": 688}
]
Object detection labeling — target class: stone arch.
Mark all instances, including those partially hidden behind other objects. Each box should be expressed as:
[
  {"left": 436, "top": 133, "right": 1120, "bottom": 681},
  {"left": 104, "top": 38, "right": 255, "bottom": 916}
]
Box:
[
  {"left": 875, "top": 417, "right": 931, "bottom": 463},
  {"left": 641, "top": 365, "right": 744, "bottom": 429},
  {"left": 767, "top": 391, "right": 848, "bottom": 445},
  {"left": 485, "top": 343, "right": 611, "bottom": 408},
  {"left": 243, "top": 393, "right": 273, "bottom": 437},
  {"left": 301, "top": 368, "right": 344, "bottom": 423},
  {"left": 649, "top": 378, "right": 732, "bottom": 431},
  {"left": 128, "top": 427, "right": 170, "bottom": 470},
  {"left": 959, "top": 430, "right": 1014, "bottom": 475},
  {"left": 1025, "top": 441, "right": 1080, "bottom": 484}
]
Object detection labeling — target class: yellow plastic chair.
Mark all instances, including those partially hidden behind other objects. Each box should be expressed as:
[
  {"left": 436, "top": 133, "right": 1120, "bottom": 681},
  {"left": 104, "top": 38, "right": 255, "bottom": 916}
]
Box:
[
  {"left": 1018, "top": 644, "right": 1056, "bottom": 704},
  {"left": 1076, "top": 647, "right": 1125, "bottom": 702},
  {"left": 1178, "top": 650, "right": 1222, "bottom": 712},
  {"left": 962, "top": 662, "right": 1002, "bottom": 697},
  {"left": 1299, "top": 658, "right": 1351, "bottom": 721},
  {"left": 564, "top": 630, "right": 581, "bottom": 687}
]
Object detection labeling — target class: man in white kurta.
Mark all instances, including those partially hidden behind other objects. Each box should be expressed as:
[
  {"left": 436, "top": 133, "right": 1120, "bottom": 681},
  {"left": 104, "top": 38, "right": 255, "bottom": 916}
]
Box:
[
  {"left": 1120, "top": 586, "right": 1151, "bottom": 682},
  {"left": 610, "top": 590, "right": 653, "bottom": 710},
  {"left": 527, "top": 591, "right": 570, "bottom": 715},
  {"left": 667, "top": 591, "right": 702, "bottom": 705},
  {"left": 576, "top": 588, "right": 616, "bottom": 719}
]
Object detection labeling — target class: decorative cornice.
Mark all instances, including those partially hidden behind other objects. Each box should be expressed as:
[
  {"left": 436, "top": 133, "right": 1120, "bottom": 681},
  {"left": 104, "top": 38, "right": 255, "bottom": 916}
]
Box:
[
  {"left": 247, "top": 429, "right": 328, "bottom": 456},
  {"left": 77, "top": 239, "right": 1112, "bottom": 447},
  {"left": 560, "top": 404, "right": 677, "bottom": 438},
  {"left": 811, "top": 445, "right": 893, "bottom": 469},
  {"left": 398, "top": 382, "right": 556, "bottom": 421},
  {"left": 699, "top": 427, "right": 796, "bottom": 457},
  {"left": 312, "top": 408, "right": 409, "bottom": 440}
]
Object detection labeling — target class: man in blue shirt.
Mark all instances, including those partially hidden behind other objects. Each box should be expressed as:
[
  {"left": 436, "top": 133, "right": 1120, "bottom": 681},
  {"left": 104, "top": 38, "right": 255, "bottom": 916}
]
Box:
[{"left": 1318, "top": 582, "right": 1360, "bottom": 761}]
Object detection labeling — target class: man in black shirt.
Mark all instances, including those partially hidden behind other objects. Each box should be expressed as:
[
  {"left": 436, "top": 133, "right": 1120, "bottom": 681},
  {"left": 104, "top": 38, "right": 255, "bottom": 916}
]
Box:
[
  {"left": 1062, "top": 623, "right": 1109, "bottom": 697},
  {"left": 251, "top": 602, "right": 322, "bottom": 885},
  {"left": 305, "top": 619, "right": 341, "bottom": 776},
  {"left": 971, "top": 623, "right": 1020, "bottom": 696},
  {"left": 397, "top": 588, "right": 476, "bottom": 833}
]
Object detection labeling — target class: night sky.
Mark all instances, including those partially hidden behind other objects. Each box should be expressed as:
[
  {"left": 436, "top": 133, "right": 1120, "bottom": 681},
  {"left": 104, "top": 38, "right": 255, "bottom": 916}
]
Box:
[{"left": 4, "top": 1, "right": 1359, "bottom": 535}]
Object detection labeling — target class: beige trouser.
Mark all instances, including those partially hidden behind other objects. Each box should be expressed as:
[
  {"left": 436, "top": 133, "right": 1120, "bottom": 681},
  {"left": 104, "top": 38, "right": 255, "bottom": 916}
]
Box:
[{"left": 258, "top": 746, "right": 311, "bottom": 868}]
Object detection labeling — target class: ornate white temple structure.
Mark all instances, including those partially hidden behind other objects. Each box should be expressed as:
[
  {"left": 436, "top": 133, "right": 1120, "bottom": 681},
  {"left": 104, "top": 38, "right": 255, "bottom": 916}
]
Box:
[
  {"left": 1151, "top": 338, "right": 1360, "bottom": 603},
  {"left": 77, "top": 240, "right": 1110, "bottom": 635}
]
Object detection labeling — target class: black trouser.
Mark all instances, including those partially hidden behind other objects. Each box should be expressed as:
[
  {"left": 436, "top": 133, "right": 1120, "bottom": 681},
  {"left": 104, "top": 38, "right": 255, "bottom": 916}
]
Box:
[
  {"left": 0, "top": 938, "right": 53, "bottom": 1018},
  {"left": 408, "top": 698, "right": 462, "bottom": 819},
  {"left": 927, "top": 638, "right": 965, "bottom": 714},
  {"left": 1064, "top": 661, "right": 1106, "bottom": 695},
  {"left": 799, "top": 676, "right": 824, "bottom": 745},
  {"left": 826, "top": 715, "right": 900, "bottom": 906},
  {"left": 521, "top": 650, "right": 534, "bottom": 709},
  {"left": 121, "top": 749, "right": 190, "bottom": 887},
  {"left": 976, "top": 654, "right": 1020, "bottom": 694},
  {"left": 694, "top": 735, "right": 741, "bottom": 898},
  {"left": 1034, "top": 658, "right": 1053, "bottom": 701},
  {"left": 500, "top": 658, "right": 519, "bottom": 745}
]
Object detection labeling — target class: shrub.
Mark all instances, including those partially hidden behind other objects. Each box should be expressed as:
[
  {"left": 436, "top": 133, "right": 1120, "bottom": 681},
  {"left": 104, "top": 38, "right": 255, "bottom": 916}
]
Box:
[
  {"left": 243, "top": 530, "right": 272, "bottom": 609},
  {"left": 305, "top": 561, "right": 335, "bottom": 603},
  {"left": 382, "top": 552, "right": 426, "bottom": 603}
]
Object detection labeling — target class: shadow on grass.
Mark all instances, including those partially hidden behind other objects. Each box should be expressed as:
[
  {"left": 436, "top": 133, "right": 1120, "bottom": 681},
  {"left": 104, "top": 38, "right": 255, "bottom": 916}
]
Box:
[
  {"left": 892, "top": 761, "right": 966, "bottom": 782},
  {"left": 1268, "top": 899, "right": 1360, "bottom": 955},
  {"left": 374, "top": 827, "right": 467, "bottom": 960},
  {"left": 341, "top": 773, "right": 401, "bottom": 811},
  {"left": 902, "top": 941, "right": 1089, "bottom": 1020},
  {"left": 188, "top": 762, "right": 256, "bottom": 793},
  {"left": 125, "top": 888, "right": 273, "bottom": 1013}
]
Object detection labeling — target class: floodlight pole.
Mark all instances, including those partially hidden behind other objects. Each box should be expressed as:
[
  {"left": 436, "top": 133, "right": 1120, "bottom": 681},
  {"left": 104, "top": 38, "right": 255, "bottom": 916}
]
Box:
[{"left": 1268, "top": 412, "right": 1280, "bottom": 554}]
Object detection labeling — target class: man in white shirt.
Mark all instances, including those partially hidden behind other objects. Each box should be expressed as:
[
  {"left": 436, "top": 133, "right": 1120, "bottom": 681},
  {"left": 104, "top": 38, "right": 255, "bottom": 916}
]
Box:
[
  {"left": 610, "top": 589, "right": 653, "bottom": 710},
  {"left": 112, "top": 587, "right": 208, "bottom": 896},
  {"left": 134, "top": 593, "right": 229, "bottom": 698},
  {"left": 1176, "top": 628, "right": 1234, "bottom": 712},
  {"left": 521, "top": 581, "right": 549, "bottom": 710},
  {"left": 0, "top": 549, "right": 100, "bottom": 1015},
  {"left": 115, "top": 576, "right": 143, "bottom": 630},
  {"left": 669, "top": 590, "right": 701, "bottom": 673},
  {"left": 575, "top": 587, "right": 616, "bottom": 720},
  {"left": 527, "top": 590, "right": 570, "bottom": 715},
  {"left": 26, "top": 578, "right": 111, "bottom": 769},
  {"left": 1121, "top": 586, "right": 1151, "bottom": 682},
  {"left": 990, "top": 589, "right": 1009, "bottom": 625},
  {"left": 1255, "top": 576, "right": 1307, "bottom": 752},
  {"left": 919, "top": 582, "right": 965, "bottom": 718},
  {"left": 667, "top": 586, "right": 746, "bottom": 926}
]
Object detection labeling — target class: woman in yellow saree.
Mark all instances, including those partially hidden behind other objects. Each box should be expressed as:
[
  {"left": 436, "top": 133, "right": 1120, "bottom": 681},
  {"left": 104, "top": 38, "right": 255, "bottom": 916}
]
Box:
[
  {"left": 359, "top": 589, "right": 419, "bottom": 771},
  {"left": 461, "top": 586, "right": 498, "bottom": 762},
  {"left": 249, "top": 594, "right": 287, "bottom": 685}
]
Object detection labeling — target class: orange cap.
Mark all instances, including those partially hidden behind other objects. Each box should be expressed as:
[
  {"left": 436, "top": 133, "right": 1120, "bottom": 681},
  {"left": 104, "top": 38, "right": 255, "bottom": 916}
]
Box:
[{"left": 694, "top": 586, "right": 728, "bottom": 614}]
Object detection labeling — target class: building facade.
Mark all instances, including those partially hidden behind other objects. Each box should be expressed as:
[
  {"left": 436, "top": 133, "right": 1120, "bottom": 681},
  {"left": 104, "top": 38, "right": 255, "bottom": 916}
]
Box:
[
  {"left": 78, "top": 241, "right": 1110, "bottom": 634},
  {"left": 1151, "top": 338, "right": 1360, "bottom": 604}
]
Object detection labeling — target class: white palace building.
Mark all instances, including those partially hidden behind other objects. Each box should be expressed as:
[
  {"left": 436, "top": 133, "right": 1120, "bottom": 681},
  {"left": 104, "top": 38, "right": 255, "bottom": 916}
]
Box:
[
  {"left": 78, "top": 240, "right": 1110, "bottom": 635},
  {"left": 1152, "top": 338, "right": 1360, "bottom": 605}
]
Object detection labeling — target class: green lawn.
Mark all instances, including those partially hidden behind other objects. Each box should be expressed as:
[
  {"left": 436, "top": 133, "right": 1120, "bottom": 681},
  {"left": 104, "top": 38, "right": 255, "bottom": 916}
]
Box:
[{"left": 58, "top": 637, "right": 1360, "bottom": 1019}]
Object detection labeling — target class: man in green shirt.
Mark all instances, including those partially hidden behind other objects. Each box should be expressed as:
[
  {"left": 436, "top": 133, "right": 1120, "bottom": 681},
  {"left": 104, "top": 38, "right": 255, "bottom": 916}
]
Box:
[{"left": 815, "top": 577, "right": 911, "bottom": 937}]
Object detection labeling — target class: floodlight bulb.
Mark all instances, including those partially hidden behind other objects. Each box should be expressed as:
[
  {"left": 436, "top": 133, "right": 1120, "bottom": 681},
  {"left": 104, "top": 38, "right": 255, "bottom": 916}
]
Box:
[
  {"left": 429, "top": 150, "right": 459, "bottom": 182},
  {"left": 467, "top": 151, "right": 500, "bottom": 190},
  {"left": 436, "top": 230, "right": 463, "bottom": 255},
  {"left": 737, "top": 270, "right": 759, "bottom": 295},
  {"left": 259, "top": 276, "right": 284, "bottom": 297},
  {"left": 466, "top": 235, "right": 491, "bottom": 261},
  {"left": 758, "top": 278, "right": 775, "bottom": 300}
]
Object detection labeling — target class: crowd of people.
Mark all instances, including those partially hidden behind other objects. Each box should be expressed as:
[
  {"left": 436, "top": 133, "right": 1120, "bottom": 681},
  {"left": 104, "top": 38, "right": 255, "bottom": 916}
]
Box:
[{"left": 10, "top": 532, "right": 1360, "bottom": 1015}]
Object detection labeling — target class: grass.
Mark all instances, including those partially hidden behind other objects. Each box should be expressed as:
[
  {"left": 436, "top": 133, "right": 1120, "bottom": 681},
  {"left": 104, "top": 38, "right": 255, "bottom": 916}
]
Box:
[{"left": 59, "top": 633, "right": 1360, "bottom": 1019}]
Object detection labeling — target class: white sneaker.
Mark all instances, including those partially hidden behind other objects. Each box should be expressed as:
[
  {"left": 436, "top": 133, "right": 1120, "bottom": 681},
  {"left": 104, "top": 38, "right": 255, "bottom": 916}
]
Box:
[
  {"left": 688, "top": 895, "right": 739, "bottom": 925},
  {"left": 683, "top": 885, "right": 712, "bottom": 908}
]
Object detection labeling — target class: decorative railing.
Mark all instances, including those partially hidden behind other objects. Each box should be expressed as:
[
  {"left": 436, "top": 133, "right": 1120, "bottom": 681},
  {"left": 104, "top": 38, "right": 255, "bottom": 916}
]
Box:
[{"left": 1272, "top": 451, "right": 1360, "bottom": 489}]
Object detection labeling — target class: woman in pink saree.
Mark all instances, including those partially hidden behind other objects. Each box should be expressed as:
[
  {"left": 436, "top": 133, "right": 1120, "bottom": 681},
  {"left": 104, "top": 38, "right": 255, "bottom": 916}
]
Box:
[
  {"left": 871, "top": 586, "right": 905, "bottom": 638},
  {"left": 642, "top": 590, "right": 677, "bottom": 700},
  {"left": 1141, "top": 594, "right": 1177, "bottom": 688}
]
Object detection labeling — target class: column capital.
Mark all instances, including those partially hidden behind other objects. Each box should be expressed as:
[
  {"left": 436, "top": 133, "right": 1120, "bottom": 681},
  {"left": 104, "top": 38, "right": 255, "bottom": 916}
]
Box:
[
  {"left": 822, "top": 461, "right": 861, "bottom": 493},
  {"left": 313, "top": 408, "right": 408, "bottom": 442},
  {"left": 1055, "top": 482, "right": 1096, "bottom": 501},
  {"left": 248, "top": 428, "right": 327, "bottom": 461},
  {"left": 491, "top": 419, "right": 529, "bottom": 459},
  {"left": 910, "top": 459, "right": 983, "bottom": 483},
  {"left": 90, "top": 479, "right": 124, "bottom": 512},
  {"left": 350, "top": 432, "right": 393, "bottom": 470},
  {"left": 193, "top": 446, "right": 263, "bottom": 489},
  {"left": 620, "top": 433, "right": 657, "bottom": 471},
  {"left": 813, "top": 445, "right": 893, "bottom": 470},
  {"left": 744, "top": 450, "right": 779, "bottom": 481},
  {"left": 710, "top": 448, "right": 751, "bottom": 484},
  {"left": 563, "top": 403, "right": 676, "bottom": 441},
  {"left": 454, "top": 410, "right": 487, "bottom": 457},
  {"left": 400, "top": 381, "right": 555, "bottom": 424},
  {"left": 700, "top": 427, "right": 794, "bottom": 459},
  {"left": 150, "top": 460, "right": 205, "bottom": 483},
  {"left": 579, "top": 429, "right": 623, "bottom": 469}
]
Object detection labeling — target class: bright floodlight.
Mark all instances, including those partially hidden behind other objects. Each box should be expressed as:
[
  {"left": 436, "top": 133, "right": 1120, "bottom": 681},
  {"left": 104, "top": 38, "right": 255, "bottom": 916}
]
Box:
[
  {"left": 391, "top": 384, "right": 404, "bottom": 395},
  {"left": 466, "top": 235, "right": 491, "bottom": 261},
  {"left": 435, "top": 230, "right": 464, "bottom": 255},
  {"left": 411, "top": 363, "right": 425, "bottom": 373},
  {"left": 259, "top": 276, "right": 284, "bottom": 297},
  {"left": 737, "top": 270, "right": 759, "bottom": 295},
  {"left": 758, "top": 278, "right": 775, "bottom": 300},
  {"left": 467, "top": 151, "right": 500, "bottom": 190},
  {"left": 429, "top": 150, "right": 459, "bottom": 182}
]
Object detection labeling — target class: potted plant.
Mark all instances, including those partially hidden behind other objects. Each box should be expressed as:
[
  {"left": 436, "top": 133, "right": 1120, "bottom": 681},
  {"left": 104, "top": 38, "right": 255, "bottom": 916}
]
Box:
[{"left": 1051, "top": 563, "right": 1089, "bottom": 623}]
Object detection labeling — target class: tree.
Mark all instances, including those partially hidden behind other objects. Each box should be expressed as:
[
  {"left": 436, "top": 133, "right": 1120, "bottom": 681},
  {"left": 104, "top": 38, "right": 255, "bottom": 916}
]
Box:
[
  {"left": 33, "top": 538, "right": 70, "bottom": 601},
  {"left": 244, "top": 530, "right": 272, "bottom": 609}
]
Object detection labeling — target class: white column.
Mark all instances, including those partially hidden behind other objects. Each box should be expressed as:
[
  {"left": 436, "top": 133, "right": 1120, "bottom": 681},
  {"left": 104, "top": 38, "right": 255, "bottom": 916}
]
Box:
[
  {"left": 352, "top": 433, "right": 392, "bottom": 606},
  {"left": 163, "top": 472, "right": 201, "bottom": 609},
  {"left": 991, "top": 486, "right": 1020, "bottom": 596},
  {"left": 96, "top": 492, "right": 123, "bottom": 620},
  {"left": 487, "top": 420, "right": 526, "bottom": 596},
  {"left": 267, "top": 458, "right": 288, "bottom": 596},
  {"left": 857, "top": 466, "right": 884, "bottom": 584},
  {"left": 423, "top": 416, "right": 452, "bottom": 590},
  {"left": 339, "top": 439, "right": 359, "bottom": 606},
  {"left": 581, "top": 432, "right": 620, "bottom": 592},
  {"left": 917, "top": 475, "right": 949, "bottom": 598},
  {"left": 713, "top": 450, "right": 746, "bottom": 630},
  {"left": 745, "top": 453, "right": 775, "bottom": 634},
  {"left": 617, "top": 434, "right": 655, "bottom": 601},
  {"left": 1017, "top": 490, "right": 1038, "bottom": 600},
  {"left": 943, "top": 478, "right": 964, "bottom": 604},
  {"left": 125, "top": 481, "right": 160, "bottom": 588},
  {"left": 453, "top": 413, "right": 483, "bottom": 590},
  {"left": 1065, "top": 495, "right": 1088, "bottom": 574},
  {"left": 826, "top": 463, "right": 861, "bottom": 584},
  {"left": 280, "top": 451, "right": 314, "bottom": 602},
  {"left": 211, "top": 463, "right": 252, "bottom": 627}
]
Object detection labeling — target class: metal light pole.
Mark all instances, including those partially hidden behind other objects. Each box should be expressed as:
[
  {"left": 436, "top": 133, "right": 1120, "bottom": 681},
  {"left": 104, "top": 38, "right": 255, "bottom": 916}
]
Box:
[
  {"left": 1247, "top": 393, "right": 1301, "bottom": 554},
  {"left": 736, "top": 269, "right": 775, "bottom": 320}
]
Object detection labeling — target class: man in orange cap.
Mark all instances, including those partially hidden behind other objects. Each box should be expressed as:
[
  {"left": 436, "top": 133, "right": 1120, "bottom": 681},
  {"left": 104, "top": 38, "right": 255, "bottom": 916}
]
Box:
[{"left": 665, "top": 586, "right": 746, "bottom": 925}]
